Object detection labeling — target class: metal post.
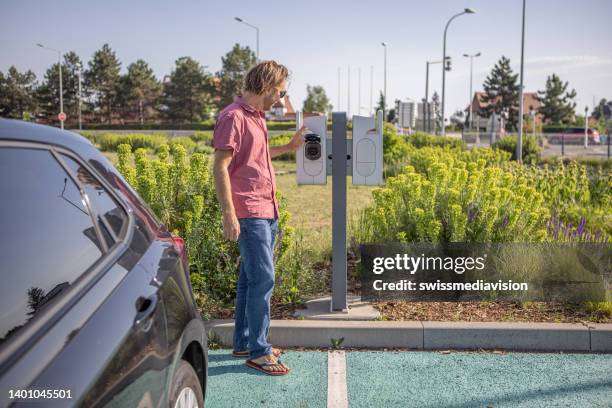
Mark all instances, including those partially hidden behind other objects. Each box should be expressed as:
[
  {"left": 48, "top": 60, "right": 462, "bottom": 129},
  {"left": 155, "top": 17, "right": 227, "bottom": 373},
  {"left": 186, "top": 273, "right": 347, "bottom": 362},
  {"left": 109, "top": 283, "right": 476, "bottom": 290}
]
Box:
[
  {"left": 562, "top": 132, "right": 565, "bottom": 156},
  {"left": 370, "top": 65, "right": 373, "bottom": 116},
  {"left": 58, "top": 52, "right": 63, "bottom": 130},
  {"left": 381, "top": 42, "right": 387, "bottom": 121},
  {"left": 517, "top": 0, "right": 526, "bottom": 162},
  {"left": 358, "top": 67, "right": 361, "bottom": 115},
  {"left": 425, "top": 61, "right": 429, "bottom": 133},
  {"left": 331, "top": 112, "right": 348, "bottom": 311},
  {"left": 469, "top": 56, "right": 473, "bottom": 130},
  {"left": 441, "top": 9, "right": 475, "bottom": 136},
  {"left": 337, "top": 67, "right": 341, "bottom": 111},
  {"left": 584, "top": 106, "right": 589, "bottom": 148},
  {"left": 37, "top": 43, "right": 64, "bottom": 129},
  {"left": 347, "top": 65, "right": 351, "bottom": 118},
  {"left": 77, "top": 65, "right": 82, "bottom": 131}
]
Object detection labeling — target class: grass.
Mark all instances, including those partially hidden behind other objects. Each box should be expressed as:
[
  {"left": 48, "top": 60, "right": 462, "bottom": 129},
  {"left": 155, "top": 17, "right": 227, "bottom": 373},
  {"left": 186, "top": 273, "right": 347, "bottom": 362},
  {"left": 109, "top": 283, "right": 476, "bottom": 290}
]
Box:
[{"left": 273, "top": 159, "right": 376, "bottom": 260}]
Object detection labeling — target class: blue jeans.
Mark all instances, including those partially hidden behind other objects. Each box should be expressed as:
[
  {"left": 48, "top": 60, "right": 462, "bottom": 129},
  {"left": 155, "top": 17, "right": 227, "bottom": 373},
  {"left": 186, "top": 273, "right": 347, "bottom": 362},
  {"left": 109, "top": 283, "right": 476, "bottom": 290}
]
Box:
[{"left": 233, "top": 217, "right": 278, "bottom": 359}]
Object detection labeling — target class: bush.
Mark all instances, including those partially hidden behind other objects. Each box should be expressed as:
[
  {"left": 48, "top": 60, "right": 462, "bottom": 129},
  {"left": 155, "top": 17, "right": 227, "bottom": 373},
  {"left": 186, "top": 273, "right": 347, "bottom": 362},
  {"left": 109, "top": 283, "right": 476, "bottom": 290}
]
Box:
[
  {"left": 190, "top": 131, "right": 213, "bottom": 144},
  {"left": 97, "top": 133, "right": 167, "bottom": 152},
  {"left": 168, "top": 136, "right": 197, "bottom": 153},
  {"left": 269, "top": 133, "right": 294, "bottom": 160},
  {"left": 407, "top": 132, "right": 466, "bottom": 149},
  {"left": 355, "top": 146, "right": 550, "bottom": 244},
  {"left": 493, "top": 134, "right": 541, "bottom": 164},
  {"left": 116, "top": 143, "right": 294, "bottom": 306}
]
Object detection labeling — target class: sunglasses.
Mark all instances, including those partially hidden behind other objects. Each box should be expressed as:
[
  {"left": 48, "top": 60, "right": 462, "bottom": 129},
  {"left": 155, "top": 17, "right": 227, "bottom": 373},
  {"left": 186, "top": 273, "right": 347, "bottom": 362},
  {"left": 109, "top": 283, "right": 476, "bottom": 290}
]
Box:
[{"left": 279, "top": 89, "right": 287, "bottom": 98}]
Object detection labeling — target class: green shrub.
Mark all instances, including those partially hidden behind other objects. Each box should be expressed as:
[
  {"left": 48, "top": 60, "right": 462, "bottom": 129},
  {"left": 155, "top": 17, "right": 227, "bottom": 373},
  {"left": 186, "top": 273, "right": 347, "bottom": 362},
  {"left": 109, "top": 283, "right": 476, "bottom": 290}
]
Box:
[
  {"left": 493, "top": 135, "right": 541, "bottom": 164},
  {"left": 355, "top": 146, "right": 550, "bottom": 244},
  {"left": 407, "top": 132, "right": 466, "bottom": 149},
  {"left": 269, "top": 133, "right": 294, "bottom": 160},
  {"left": 168, "top": 136, "right": 197, "bottom": 153},
  {"left": 190, "top": 131, "right": 213, "bottom": 144},
  {"left": 116, "top": 143, "right": 294, "bottom": 306},
  {"left": 94, "top": 133, "right": 167, "bottom": 152}
]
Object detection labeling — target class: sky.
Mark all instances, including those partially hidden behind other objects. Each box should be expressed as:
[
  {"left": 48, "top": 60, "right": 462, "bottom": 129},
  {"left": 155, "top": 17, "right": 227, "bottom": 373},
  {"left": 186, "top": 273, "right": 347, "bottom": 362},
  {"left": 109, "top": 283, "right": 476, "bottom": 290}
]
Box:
[{"left": 2, "top": 0, "right": 611, "bottom": 120}]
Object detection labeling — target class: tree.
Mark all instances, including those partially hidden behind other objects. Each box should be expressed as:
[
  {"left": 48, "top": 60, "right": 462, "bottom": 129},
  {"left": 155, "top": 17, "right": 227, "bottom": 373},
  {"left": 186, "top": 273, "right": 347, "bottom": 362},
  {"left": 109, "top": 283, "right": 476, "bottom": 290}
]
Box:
[
  {"left": 431, "top": 91, "right": 441, "bottom": 132},
  {"left": 162, "top": 57, "right": 213, "bottom": 123},
  {"left": 0, "top": 66, "right": 38, "bottom": 119},
  {"left": 36, "top": 51, "right": 83, "bottom": 123},
  {"left": 592, "top": 98, "right": 612, "bottom": 121},
  {"left": 303, "top": 85, "right": 331, "bottom": 112},
  {"left": 85, "top": 44, "right": 121, "bottom": 124},
  {"left": 118, "top": 60, "right": 162, "bottom": 124},
  {"left": 481, "top": 56, "right": 520, "bottom": 131},
  {"left": 536, "top": 73, "right": 577, "bottom": 125},
  {"left": 216, "top": 44, "right": 256, "bottom": 109}
]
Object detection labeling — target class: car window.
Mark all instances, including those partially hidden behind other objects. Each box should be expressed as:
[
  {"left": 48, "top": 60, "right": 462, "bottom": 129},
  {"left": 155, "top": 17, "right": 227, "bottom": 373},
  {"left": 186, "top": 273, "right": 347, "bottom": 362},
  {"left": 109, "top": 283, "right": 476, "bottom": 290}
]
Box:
[
  {"left": 0, "top": 147, "right": 104, "bottom": 346},
  {"left": 59, "top": 154, "right": 128, "bottom": 240}
]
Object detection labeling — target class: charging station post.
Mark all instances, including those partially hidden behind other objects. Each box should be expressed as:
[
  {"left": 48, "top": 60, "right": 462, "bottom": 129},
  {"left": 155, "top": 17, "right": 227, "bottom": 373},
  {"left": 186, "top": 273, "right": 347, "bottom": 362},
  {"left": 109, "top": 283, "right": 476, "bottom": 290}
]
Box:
[{"left": 295, "top": 110, "right": 383, "bottom": 312}]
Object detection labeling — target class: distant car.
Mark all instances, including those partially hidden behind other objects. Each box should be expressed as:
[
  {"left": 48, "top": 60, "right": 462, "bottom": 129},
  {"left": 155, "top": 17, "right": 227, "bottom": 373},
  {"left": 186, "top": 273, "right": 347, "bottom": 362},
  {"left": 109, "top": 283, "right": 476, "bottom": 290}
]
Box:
[
  {"left": 547, "top": 127, "right": 601, "bottom": 144},
  {"left": 0, "top": 119, "right": 207, "bottom": 408}
]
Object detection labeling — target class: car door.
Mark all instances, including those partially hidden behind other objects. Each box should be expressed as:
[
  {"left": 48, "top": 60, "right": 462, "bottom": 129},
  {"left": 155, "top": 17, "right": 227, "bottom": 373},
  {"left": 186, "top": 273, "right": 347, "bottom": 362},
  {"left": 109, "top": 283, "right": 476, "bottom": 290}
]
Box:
[{"left": 0, "top": 144, "right": 171, "bottom": 408}]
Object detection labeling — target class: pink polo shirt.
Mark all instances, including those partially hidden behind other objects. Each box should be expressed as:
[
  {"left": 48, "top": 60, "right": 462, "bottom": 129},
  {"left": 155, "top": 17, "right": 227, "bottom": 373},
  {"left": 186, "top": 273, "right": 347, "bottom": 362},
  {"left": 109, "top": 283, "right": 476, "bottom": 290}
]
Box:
[{"left": 213, "top": 96, "right": 279, "bottom": 220}]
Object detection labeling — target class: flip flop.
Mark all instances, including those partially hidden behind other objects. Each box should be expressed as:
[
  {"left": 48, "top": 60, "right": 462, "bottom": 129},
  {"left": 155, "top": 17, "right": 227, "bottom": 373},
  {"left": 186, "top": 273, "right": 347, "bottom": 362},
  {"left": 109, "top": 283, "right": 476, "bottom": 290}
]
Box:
[
  {"left": 232, "top": 347, "right": 283, "bottom": 358},
  {"left": 245, "top": 358, "right": 290, "bottom": 376}
]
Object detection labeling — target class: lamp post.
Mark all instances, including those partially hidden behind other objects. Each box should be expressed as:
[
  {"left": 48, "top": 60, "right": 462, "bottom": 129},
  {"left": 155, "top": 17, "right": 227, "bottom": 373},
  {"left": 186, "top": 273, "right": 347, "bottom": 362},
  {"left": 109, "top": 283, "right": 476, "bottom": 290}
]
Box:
[
  {"left": 462, "top": 52, "right": 481, "bottom": 131},
  {"left": 381, "top": 42, "right": 387, "bottom": 121},
  {"left": 517, "top": 0, "right": 527, "bottom": 163},
  {"left": 76, "top": 62, "right": 82, "bottom": 131},
  {"left": 37, "top": 43, "right": 63, "bottom": 129},
  {"left": 441, "top": 8, "right": 476, "bottom": 136},
  {"left": 424, "top": 60, "right": 443, "bottom": 133},
  {"left": 234, "top": 17, "right": 259, "bottom": 61},
  {"left": 529, "top": 106, "right": 536, "bottom": 137},
  {"left": 584, "top": 106, "right": 589, "bottom": 148}
]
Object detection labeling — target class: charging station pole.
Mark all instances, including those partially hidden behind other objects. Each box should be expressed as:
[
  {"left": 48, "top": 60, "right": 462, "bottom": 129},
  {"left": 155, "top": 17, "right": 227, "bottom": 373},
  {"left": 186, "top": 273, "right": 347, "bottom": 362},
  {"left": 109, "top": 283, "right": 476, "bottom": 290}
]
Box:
[
  {"left": 296, "top": 110, "right": 381, "bottom": 312},
  {"left": 331, "top": 112, "right": 348, "bottom": 311}
]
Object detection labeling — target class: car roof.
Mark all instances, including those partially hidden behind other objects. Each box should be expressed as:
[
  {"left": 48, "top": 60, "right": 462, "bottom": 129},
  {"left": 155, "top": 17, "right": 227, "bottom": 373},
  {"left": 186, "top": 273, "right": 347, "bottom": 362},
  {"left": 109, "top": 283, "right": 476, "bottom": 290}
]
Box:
[{"left": 0, "top": 118, "right": 93, "bottom": 150}]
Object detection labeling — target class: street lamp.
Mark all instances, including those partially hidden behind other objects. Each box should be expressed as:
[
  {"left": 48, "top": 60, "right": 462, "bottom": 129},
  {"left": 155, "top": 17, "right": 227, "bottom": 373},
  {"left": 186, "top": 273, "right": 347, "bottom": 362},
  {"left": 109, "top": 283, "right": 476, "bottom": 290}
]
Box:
[
  {"left": 37, "top": 43, "right": 64, "bottom": 129},
  {"left": 76, "top": 62, "right": 82, "bottom": 131},
  {"left": 517, "top": 0, "right": 527, "bottom": 163},
  {"left": 462, "top": 52, "right": 481, "bottom": 131},
  {"left": 381, "top": 42, "right": 387, "bottom": 121},
  {"left": 234, "top": 17, "right": 259, "bottom": 61},
  {"left": 441, "top": 8, "right": 476, "bottom": 136},
  {"left": 424, "top": 59, "right": 443, "bottom": 134},
  {"left": 584, "top": 106, "right": 589, "bottom": 148}
]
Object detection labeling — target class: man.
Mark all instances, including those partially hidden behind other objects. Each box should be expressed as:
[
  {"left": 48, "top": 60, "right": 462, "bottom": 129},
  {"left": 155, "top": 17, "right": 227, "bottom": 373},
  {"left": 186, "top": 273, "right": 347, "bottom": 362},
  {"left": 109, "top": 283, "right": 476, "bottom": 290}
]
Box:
[{"left": 212, "top": 60, "right": 306, "bottom": 376}]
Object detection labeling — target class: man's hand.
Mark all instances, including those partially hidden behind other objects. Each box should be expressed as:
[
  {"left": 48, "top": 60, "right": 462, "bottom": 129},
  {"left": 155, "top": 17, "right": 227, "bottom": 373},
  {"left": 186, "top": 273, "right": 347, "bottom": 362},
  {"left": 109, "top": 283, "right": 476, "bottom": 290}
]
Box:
[
  {"left": 288, "top": 125, "right": 308, "bottom": 150},
  {"left": 222, "top": 211, "right": 240, "bottom": 241}
]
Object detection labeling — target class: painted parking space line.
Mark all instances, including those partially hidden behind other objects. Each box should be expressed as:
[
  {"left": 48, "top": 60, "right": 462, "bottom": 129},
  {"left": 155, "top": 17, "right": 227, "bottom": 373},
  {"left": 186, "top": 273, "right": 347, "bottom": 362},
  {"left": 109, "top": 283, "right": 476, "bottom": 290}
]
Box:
[{"left": 328, "top": 350, "right": 348, "bottom": 408}]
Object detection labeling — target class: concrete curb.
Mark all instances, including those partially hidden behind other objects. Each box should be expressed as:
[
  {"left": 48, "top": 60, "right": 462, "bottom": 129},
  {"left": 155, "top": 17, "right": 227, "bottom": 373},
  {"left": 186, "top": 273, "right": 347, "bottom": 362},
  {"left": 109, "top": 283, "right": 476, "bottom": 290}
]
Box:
[{"left": 205, "top": 319, "right": 612, "bottom": 352}]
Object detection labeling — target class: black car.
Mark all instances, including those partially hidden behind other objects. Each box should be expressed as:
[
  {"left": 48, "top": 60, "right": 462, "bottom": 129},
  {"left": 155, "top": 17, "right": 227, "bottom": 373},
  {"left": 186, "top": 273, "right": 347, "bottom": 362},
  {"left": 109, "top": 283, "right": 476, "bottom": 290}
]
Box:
[{"left": 0, "top": 119, "right": 208, "bottom": 407}]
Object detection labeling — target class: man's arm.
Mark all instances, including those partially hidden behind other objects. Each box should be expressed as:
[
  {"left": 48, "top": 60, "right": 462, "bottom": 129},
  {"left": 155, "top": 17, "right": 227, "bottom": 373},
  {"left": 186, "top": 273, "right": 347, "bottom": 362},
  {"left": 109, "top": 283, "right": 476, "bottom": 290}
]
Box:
[
  {"left": 213, "top": 149, "right": 240, "bottom": 241},
  {"left": 269, "top": 125, "right": 307, "bottom": 158}
]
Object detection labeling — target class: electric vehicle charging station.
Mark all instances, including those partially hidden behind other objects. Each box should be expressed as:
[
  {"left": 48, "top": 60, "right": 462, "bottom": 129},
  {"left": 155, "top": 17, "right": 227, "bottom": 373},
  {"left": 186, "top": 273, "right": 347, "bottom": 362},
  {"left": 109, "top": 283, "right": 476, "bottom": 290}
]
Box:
[
  {"left": 296, "top": 113, "right": 327, "bottom": 185},
  {"left": 295, "top": 111, "right": 384, "bottom": 311},
  {"left": 352, "top": 112, "right": 384, "bottom": 185}
]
